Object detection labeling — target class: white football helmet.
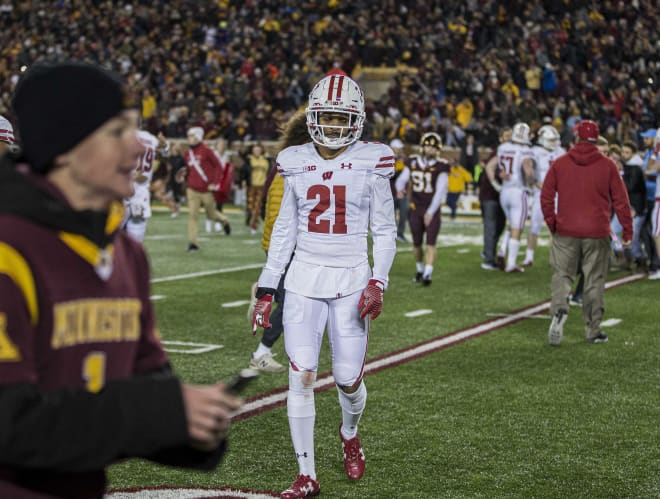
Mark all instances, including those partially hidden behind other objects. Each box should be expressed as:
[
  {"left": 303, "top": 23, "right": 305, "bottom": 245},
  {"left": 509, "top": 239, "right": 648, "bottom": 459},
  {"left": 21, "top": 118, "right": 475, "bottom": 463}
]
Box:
[
  {"left": 511, "top": 122, "right": 531, "bottom": 145},
  {"left": 0, "top": 114, "right": 15, "bottom": 145},
  {"left": 537, "top": 125, "right": 560, "bottom": 151},
  {"left": 306, "top": 74, "right": 365, "bottom": 149}
]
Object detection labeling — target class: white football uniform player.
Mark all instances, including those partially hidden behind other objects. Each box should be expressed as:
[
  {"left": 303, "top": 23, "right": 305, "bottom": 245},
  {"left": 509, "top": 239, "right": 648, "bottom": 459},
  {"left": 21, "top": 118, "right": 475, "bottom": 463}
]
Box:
[
  {"left": 124, "top": 130, "right": 168, "bottom": 242},
  {"left": 254, "top": 75, "right": 396, "bottom": 492},
  {"left": 486, "top": 122, "right": 535, "bottom": 272},
  {"left": 497, "top": 141, "right": 535, "bottom": 230},
  {"left": 530, "top": 144, "right": 565, "bottom": 236}
]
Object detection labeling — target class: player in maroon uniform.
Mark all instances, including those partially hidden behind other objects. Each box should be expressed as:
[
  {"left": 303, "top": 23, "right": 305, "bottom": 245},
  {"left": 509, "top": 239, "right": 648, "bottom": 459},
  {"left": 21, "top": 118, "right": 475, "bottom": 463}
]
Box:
[
  {"left": 0, "top": 61, "right": 241, "bottom": 499},
  {"left": 395, "top": 132, "right": 450, "bottom": 285}
]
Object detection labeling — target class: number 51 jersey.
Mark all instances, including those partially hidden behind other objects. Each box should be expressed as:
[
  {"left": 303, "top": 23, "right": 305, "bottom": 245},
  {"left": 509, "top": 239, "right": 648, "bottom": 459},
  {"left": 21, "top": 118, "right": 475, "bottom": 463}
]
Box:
[{"left": 258, "top": 141, "right": 397, "bottom": 299}]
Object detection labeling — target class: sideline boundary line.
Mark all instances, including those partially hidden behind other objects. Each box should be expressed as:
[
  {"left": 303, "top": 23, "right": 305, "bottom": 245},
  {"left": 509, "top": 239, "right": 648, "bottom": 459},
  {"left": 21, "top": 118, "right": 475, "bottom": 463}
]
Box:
[{"left": 232, "top": 273, "right": 643, "bottom": 421}]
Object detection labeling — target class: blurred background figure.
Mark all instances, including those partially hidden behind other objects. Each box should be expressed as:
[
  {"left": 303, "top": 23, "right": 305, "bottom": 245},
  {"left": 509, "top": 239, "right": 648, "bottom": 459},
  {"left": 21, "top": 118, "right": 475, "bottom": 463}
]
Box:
[{"left": 389, "top": 138, "right": 409, "bottom": 242}]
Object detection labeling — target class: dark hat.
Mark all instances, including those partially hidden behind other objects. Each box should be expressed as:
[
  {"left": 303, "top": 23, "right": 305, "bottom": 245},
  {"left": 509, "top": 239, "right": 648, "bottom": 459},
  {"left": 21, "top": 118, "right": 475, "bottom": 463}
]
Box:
[{"left": 12, "top": 61, "right": 125, "bottom": 173}]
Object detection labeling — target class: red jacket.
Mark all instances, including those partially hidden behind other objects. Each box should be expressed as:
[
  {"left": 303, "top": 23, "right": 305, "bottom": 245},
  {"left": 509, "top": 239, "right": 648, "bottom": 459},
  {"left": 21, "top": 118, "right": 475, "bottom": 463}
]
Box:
[
  {"left": 185, "top": 143, "right": 223, "bottom": 193},
  {"left": 541, "top": 142, "right": 632, "bottom": 241}
]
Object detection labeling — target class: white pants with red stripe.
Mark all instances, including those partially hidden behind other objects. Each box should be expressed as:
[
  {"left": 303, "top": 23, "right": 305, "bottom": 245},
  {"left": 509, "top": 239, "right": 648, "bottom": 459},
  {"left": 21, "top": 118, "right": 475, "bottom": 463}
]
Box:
[
  {"left": 500, "top": 187, "right": 529, "bottom": 231},
  {"left": 283, "top": 290, "right": 367, "bottom": 388}
]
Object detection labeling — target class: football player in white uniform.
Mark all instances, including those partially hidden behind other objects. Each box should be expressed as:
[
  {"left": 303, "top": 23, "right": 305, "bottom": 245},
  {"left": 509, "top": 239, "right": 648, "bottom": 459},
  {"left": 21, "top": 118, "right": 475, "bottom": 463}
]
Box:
[
  {"left": 251, "top": 74, "right": 396, "bottom": 498},
  {"left": 524, "top": 125, "right": 565, "bottom": 266},
  {"left": 123, "top": 130, "right": 170, "bottom": 242},
  {"left": 485, "top": 122, "right": 536, "bottom": 272},
  {"left": 0, "top": 114, "right": 16, "bottom": 155}
]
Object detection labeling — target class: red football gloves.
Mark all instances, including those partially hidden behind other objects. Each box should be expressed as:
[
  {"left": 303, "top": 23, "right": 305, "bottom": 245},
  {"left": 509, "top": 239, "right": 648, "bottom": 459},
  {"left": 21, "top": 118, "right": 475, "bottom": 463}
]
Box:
[
  {"left": 358, "top": 279, "right": 385, "bottom": 320},
  {"left": 251, "top": 288, "right": 275, "bottom": 335}
]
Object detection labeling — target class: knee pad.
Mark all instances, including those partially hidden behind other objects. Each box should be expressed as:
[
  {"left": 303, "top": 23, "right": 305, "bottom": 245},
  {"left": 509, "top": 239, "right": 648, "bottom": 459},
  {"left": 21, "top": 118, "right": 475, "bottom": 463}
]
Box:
[{"left": 287, "top": 369, "right": 316, "bottom": 418}]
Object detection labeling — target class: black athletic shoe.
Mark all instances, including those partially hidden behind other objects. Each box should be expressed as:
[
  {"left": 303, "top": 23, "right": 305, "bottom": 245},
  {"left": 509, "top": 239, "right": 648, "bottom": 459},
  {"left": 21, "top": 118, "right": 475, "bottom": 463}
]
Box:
[
  {"left": 586, "top": 332, "right": 608, "bottom": 344},
  {"left": 422, "top": 276, "right": 432, "bottom": 286},
  {"left": 187, "top": 243, "right": 199, "bottom": 252},
  {"left": 412, "top": 272, "right": 423, "bottom": 283},
  {"left": 224, "top": 222, "right": 231, "bottom": 235}
]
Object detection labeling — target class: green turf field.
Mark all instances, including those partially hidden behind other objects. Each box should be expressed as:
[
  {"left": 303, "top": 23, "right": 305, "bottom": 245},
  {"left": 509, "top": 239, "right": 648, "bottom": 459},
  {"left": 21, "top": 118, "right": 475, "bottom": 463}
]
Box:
[{"left": 106, "top": 208, "right": 659, "bottom": 498}]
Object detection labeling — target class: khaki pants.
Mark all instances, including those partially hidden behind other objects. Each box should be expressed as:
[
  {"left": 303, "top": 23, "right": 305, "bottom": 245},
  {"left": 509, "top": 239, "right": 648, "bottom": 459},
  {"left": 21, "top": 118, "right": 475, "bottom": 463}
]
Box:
[
  {"left": 187, "top": 188, "right": 229, "bottom": 245},
  {"left": 550, "top": 235, "right": 610, "bottom": 339}
]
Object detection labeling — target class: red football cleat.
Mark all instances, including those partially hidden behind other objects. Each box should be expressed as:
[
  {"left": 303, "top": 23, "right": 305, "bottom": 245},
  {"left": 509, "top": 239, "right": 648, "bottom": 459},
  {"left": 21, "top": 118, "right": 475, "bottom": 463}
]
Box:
[
  {"left": 280, "top": 474, "right": 320, "bottom": 499},
  {"left": 340, "top": 425, "right": 365, "bottom": 480}
]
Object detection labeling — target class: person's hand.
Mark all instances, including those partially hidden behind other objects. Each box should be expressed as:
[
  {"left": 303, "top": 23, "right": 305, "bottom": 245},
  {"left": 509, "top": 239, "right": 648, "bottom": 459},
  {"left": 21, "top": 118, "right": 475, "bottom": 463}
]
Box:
[
  {"left": 251, "top": 288, "right": 274, "bottom": 334},
  {"left": 622, "top": 239, "right": 632, "bottom": 249},
  {"left": 181, "top": 383, "right": 243, "bottom": 451},
  {"left": 358, "top": 279, "right": 384, "bottom": 320},
  {"left": 396, "top": 190, "right": 405, "bottom": 199},
  {"left": 208, "top": 183, "right": 220, "bottom": 192},
  {"left": 423, "top": 213, "right": 432, "bottom": 227},
  {"left": 157, "top": 132, "right": 168, "bottom": 148}
]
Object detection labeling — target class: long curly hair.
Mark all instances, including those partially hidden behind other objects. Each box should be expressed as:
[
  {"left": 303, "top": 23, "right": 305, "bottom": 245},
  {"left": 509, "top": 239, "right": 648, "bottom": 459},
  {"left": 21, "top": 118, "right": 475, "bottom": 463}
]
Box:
[{"left": 276, "top": 110, "right": 310, "bottom": 152}]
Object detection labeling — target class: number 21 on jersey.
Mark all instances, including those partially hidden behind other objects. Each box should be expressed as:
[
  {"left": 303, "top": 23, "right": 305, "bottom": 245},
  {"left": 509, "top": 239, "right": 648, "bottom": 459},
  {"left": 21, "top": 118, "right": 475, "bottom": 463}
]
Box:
[{"left": 307, "top": 184, "right": 348, "bottom": 234}]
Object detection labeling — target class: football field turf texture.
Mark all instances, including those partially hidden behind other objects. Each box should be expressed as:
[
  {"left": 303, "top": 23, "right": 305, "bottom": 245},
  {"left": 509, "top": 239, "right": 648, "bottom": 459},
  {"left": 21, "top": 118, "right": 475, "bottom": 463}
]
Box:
[{"left": 107, "top": 209, "right": 659, "bottom": 498}]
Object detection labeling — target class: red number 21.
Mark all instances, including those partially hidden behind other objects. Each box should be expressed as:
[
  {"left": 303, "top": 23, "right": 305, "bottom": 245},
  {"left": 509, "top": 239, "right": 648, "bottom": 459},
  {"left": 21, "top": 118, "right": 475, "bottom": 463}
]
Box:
[{"left": 307, "top": 184, "right": 347, "bottom": 234}]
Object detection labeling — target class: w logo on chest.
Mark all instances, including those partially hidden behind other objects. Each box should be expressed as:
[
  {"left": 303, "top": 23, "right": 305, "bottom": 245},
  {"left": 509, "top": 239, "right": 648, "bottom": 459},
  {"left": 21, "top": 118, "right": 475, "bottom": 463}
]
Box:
[{"left": 322, "top": 171, "right": 333, "bottom": 181}]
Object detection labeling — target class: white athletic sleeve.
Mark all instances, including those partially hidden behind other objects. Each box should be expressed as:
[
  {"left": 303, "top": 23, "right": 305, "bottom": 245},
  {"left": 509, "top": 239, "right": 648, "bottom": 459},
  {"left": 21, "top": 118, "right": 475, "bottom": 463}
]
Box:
[
  {"left": 257, "top": 177, "right": 298, "bottom": 289},
  {"left": 394, "top": 167, "right": 410, "bottom": 192},
  {"left": 425, "top": 172, "right": 448, "bottom": 217},
  {"left": 370, "top": 175, "right": 397, "bottom": 287}
]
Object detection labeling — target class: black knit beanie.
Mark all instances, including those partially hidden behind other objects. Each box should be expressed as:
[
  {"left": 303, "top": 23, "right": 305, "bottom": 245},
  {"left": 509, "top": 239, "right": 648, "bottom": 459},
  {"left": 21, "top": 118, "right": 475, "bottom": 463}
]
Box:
[{"left": 12, "top": 61, "right": 125, "bottom": 173}]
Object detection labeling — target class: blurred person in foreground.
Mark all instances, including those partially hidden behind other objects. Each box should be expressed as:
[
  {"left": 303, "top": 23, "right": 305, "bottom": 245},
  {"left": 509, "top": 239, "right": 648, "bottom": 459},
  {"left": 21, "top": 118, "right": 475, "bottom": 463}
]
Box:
[
  {"left": 0, "top": 61, "right": 242, "bottom": 498},
  {"left": 541, "top": 120, "right": 632, "bottom": 346},
  {"left": 251, "top": 74, "right": 396, "bottom": 498}
]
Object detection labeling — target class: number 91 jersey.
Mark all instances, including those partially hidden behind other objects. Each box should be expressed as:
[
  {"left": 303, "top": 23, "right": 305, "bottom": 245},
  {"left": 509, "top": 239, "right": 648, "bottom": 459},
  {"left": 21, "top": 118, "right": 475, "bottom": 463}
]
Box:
[{"left": 259, "top": 141, "right": 397, "bottom": 299}]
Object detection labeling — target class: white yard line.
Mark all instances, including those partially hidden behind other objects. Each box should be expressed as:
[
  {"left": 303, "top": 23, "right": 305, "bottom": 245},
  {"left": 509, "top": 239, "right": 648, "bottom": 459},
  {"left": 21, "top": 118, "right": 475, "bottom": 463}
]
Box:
[{"left": 151, "top": 263, "right": 263, "bottom": 283}]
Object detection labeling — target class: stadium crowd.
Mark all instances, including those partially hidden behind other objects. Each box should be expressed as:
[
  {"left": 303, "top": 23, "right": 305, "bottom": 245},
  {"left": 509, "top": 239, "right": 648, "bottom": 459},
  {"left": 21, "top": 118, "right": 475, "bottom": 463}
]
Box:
[{"left": 0, "top": 0, "right": 657, "bottom": 149}]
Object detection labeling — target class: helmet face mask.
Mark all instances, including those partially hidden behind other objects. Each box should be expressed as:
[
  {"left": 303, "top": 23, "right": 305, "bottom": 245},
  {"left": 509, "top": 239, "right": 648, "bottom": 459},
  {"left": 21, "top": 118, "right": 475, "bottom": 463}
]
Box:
[
  {"left": 306, "top": 75, "right": 365, "bottom": 149},
  {"left": 538, "top": 125, "right": 560, "bottom": 151}
]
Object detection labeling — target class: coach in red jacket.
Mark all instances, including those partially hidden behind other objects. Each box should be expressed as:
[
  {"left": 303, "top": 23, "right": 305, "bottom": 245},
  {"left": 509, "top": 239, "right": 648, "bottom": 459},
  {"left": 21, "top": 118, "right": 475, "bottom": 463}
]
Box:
[
  {"left": 184, "top": 127, "right": 231, "bottom": 251},
  {"left": 541, "top": 120, "right": 632, "bottom": 346}
]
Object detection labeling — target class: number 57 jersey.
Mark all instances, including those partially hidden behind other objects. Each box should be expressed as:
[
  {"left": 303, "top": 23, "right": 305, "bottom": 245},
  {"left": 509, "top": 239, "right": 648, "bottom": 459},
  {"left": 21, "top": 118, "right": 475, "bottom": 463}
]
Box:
[{"left": 258, "top": 141, "right": 397, "bottom": 299}]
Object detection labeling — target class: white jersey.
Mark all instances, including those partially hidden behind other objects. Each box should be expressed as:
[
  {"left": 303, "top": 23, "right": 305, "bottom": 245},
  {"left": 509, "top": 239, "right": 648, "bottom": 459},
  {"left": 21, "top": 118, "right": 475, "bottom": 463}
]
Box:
[
  {"left": 125, "top": 130, "right": 163, "bottom": 219},
  {"left": 532, "top": 145, "right": 566, "bottom": 184},
  {"left": 496, "top": 141, "right": 534, "bottom": 190},
  {"left": 258, "top": 141, "right": 397, "bottom": 299}
]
